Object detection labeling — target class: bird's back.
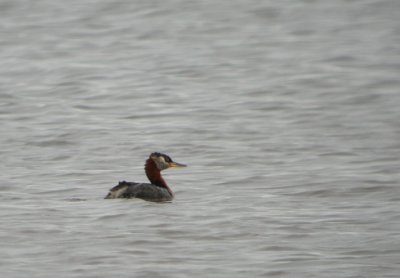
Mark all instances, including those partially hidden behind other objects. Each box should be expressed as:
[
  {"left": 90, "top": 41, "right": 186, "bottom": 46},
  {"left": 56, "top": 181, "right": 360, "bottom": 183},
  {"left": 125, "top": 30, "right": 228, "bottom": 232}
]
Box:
[{"left": 105, "top": 181, "right": 173, "bottom": 202}]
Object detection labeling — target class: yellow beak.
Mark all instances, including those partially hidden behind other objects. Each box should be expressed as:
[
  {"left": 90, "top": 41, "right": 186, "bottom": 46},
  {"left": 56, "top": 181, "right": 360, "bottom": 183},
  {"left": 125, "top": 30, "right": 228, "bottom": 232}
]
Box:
[{"left": 169, "top": 162, "right": 187, "bottom": 168}]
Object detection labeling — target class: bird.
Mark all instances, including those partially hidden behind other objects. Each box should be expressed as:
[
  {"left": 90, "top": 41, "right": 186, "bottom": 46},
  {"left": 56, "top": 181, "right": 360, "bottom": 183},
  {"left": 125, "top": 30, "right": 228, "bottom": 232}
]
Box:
[{"left": 105, "top": 152, "right": 186, "bottom": 202}]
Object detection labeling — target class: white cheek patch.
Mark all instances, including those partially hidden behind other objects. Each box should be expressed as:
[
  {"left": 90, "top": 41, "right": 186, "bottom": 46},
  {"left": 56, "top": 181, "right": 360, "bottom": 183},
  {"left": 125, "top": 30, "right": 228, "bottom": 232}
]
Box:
[
  {"left": 153, "top": 155, "right": 168, "bottom": 170},
  {"left": 158, "top": 156, "right": 166, "bottom": 164}
]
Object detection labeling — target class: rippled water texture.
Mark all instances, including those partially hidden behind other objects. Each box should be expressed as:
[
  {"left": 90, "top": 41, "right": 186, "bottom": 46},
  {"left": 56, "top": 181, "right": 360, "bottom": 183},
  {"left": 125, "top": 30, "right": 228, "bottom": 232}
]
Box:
[{"left": 1, "top": 0, "right": 400, "bottom": 277}]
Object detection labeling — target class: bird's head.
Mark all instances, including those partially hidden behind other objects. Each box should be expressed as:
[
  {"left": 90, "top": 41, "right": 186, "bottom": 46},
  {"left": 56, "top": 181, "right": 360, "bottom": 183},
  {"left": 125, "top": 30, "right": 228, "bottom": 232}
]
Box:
[{"left": 150, "top": 152, "right": 187, "bottom": 171}]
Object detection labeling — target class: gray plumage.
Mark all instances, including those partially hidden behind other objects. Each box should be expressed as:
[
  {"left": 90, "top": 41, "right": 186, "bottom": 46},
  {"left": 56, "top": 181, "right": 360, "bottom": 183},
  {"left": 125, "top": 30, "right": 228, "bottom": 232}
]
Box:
[{"left": 105, "top": 181, "right": 173, "bottom": 202}]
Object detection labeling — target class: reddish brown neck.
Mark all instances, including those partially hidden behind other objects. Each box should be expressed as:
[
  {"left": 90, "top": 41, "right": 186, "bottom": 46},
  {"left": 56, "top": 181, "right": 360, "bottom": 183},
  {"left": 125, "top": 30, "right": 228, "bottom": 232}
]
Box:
[{"left": 145, "top": 159, "right": 173, "bottom": 195}]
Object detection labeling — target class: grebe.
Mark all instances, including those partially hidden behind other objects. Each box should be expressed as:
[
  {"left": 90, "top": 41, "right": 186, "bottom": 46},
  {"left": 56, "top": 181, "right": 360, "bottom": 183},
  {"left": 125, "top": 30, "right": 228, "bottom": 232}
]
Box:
[{"left": 105, "top": 152, "right": 186, "bottom": 202}]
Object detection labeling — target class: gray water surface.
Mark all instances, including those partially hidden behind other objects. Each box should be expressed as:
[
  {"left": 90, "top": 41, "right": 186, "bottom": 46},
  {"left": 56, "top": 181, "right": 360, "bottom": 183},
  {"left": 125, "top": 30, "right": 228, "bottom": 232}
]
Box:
[{"left": 1, "top": 0, "right": 400, "bottom": 277}]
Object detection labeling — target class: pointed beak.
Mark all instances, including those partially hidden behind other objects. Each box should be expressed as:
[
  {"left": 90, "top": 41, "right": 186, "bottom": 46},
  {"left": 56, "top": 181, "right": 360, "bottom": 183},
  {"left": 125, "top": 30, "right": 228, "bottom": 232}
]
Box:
[{"left": 169, "top": 162, "right": 187, "bottom": 168}]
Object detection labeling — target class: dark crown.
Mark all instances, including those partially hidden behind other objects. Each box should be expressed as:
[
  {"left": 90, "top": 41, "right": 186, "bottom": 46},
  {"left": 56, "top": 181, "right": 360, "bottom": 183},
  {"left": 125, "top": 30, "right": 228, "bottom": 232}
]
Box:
[{"left": 150, "top": 152, "right": 173, "bottom": 162}]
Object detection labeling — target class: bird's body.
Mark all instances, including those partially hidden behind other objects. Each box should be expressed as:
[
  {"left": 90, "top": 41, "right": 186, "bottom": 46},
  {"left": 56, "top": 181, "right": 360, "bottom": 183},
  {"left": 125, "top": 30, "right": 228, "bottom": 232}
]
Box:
[
  {"left": 105, "top": 181, "right": 173, "bottom": 202},
  {"left": 105, "top": 152, "right": 186, "bottom": 202}
]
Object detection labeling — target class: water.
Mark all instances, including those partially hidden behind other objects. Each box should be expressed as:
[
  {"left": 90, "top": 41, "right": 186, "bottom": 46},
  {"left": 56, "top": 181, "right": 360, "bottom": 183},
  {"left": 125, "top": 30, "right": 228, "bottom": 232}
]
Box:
[{"left": 1, "top": 0, "right": 400, "bottom": 277}]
